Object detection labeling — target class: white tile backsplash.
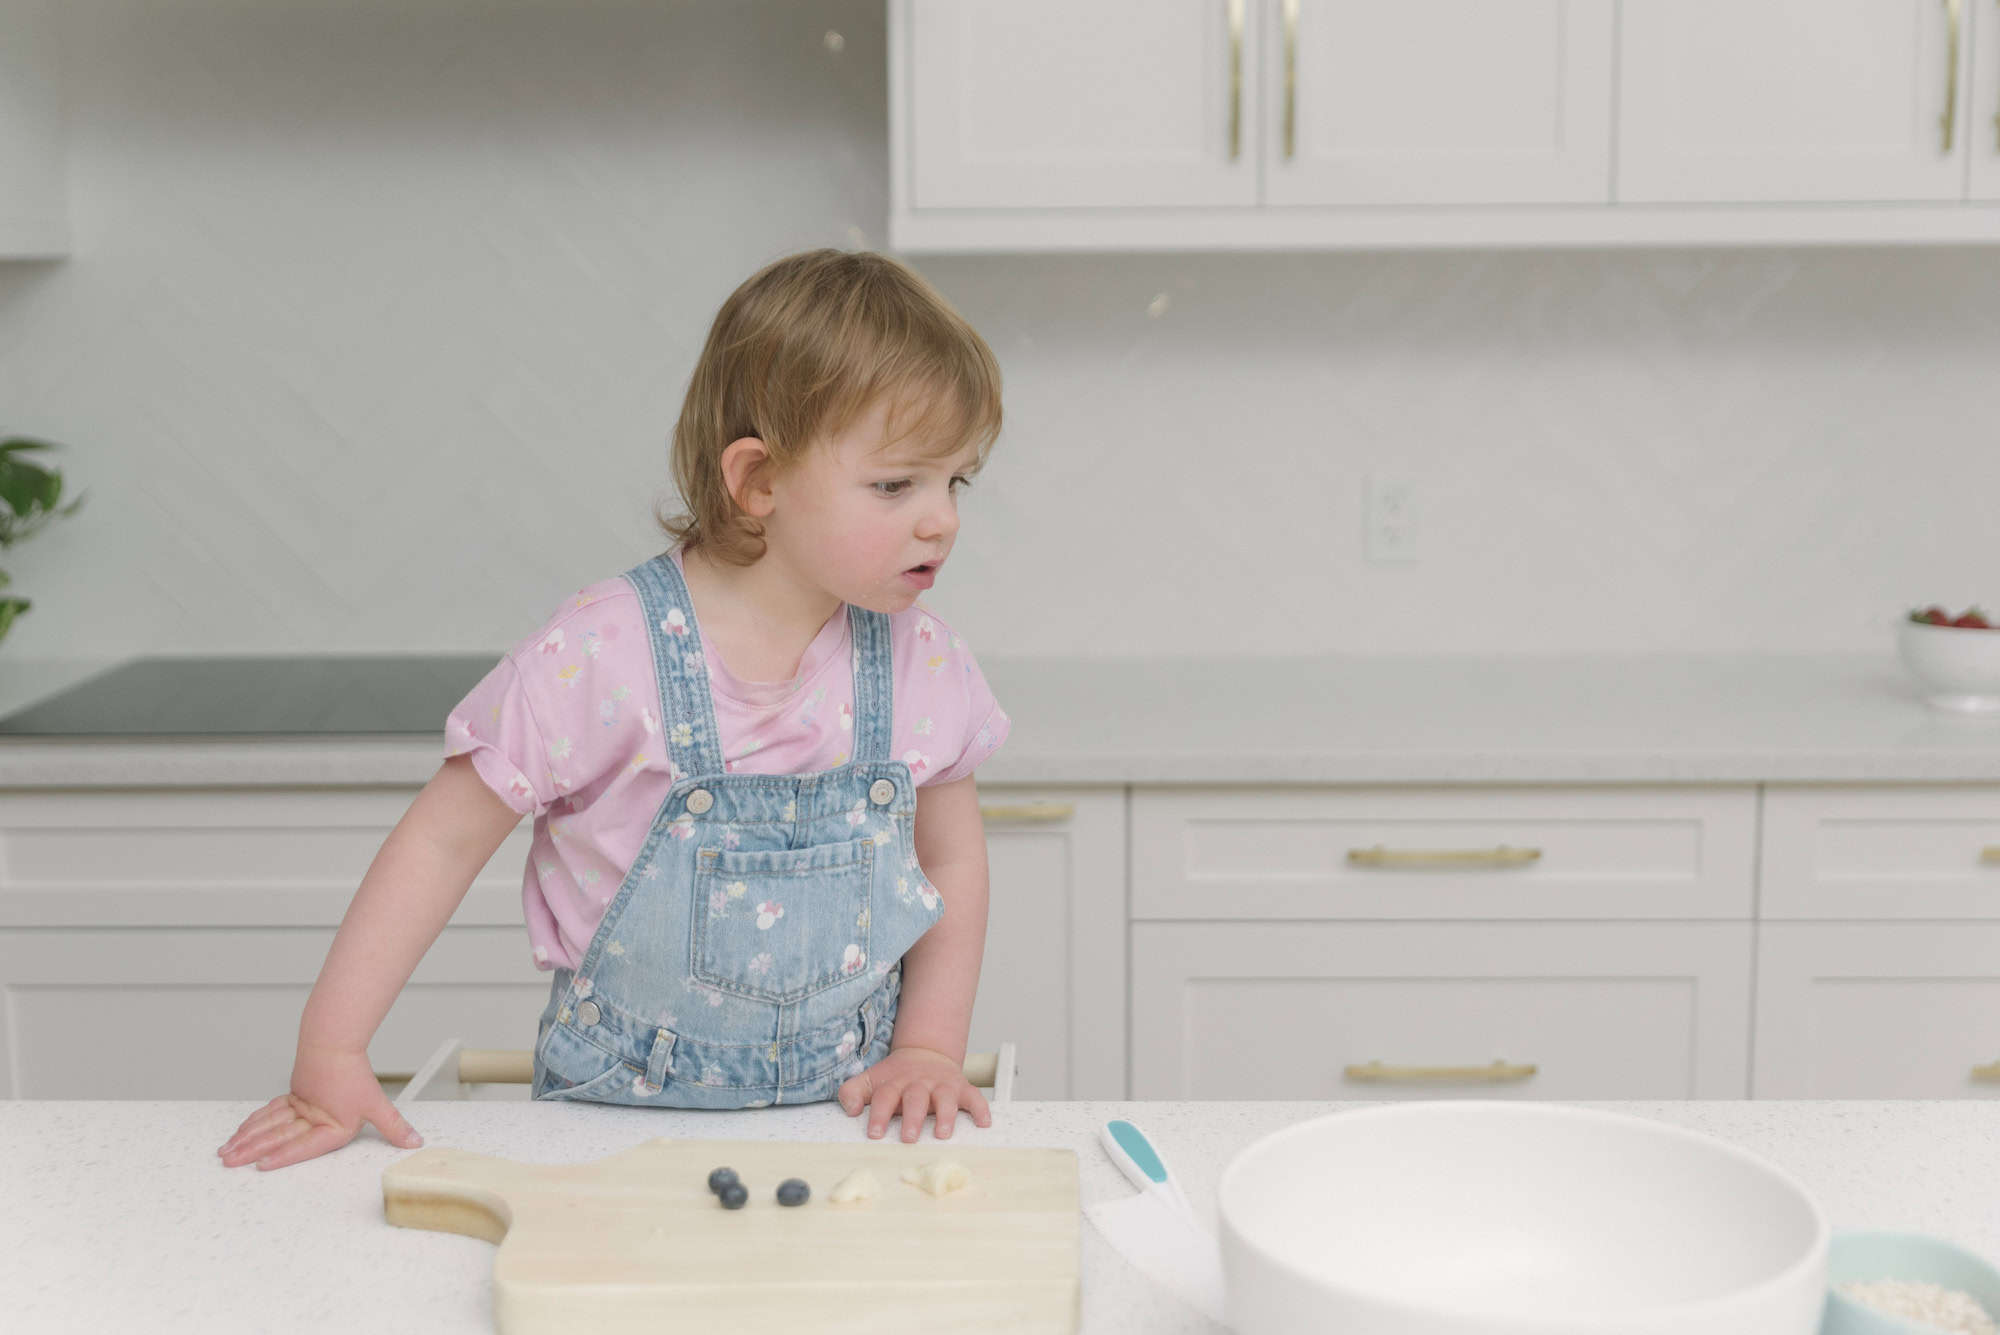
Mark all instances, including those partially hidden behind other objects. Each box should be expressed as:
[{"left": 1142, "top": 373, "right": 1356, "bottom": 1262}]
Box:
[{"left": 1, "top": 0, "right": 1995, "bottom": 661}]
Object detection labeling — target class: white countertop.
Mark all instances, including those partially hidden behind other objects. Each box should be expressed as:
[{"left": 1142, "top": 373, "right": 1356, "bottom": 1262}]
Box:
[
  {"left": 4, "top": 1097, "right": 1999, "bottom": 1333},
  {"left": 1, "top": 652, "right": 1997, "bottom": 786}
]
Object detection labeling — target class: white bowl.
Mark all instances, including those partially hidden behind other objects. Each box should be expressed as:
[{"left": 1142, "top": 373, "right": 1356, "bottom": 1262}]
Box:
[
  {"left": 1897, "top": 618, "right": 2000, "bottom": 713},
  {"left": 1217, "top": 1102, "right": 1828, "bottom": 1335}
]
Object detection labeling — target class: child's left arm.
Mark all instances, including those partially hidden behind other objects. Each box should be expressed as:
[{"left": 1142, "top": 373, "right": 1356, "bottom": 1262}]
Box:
[{"left": 837, "top": 774, "right": 995, "bottom": 1142}]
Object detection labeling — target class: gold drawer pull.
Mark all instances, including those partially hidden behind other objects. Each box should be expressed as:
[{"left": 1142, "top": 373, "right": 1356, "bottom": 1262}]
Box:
[
  {"left": 1981, "top": 846, "right": 2000, "bottom": 865},
  {"left": 1282, "top": 0, "right": 1298, "bottom": 159},
  {"left": 1942, "top": 0, "right": 1964, "bottom": 153},
  {"left": 1973, "top": 1060, "right": 2000, "bottom": 1082},
  {"left": 1226, "top": 0, "right": 1245, "bottom": 161},
  {"left": 1345, "top": 1059, "right": 1539, "bottom": 1084},
  {"left": 1348, "top": 844, "right": 1542, "bottom": 869},
  {"left": 459, "top": 1049, "right": 535, "bottom": 1084},
  {"left": 979, "top": 801, "right": 1075, "bottom": 825}
]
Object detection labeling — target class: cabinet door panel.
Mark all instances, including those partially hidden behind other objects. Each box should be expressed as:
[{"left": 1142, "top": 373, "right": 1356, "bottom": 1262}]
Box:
[
  {"left": 972, "top": 787, "right": 1126, "bottom": 1099},
  {"left": 1971, "top": 0, "right": 2000, "bottom": 198},
  {"left": 1760, "top": 785, "right": 2000, "bottom": 920},
  {"left": 1131, "top": 922, "right": 1752, "bottom": 1100},
  {"left": 0, "top": 927, "right": 544, "bottom": 1099},
  {"left": 1620, "top": 0, "right": 1974, "bottom": 202},
  {"left": 1132, "top": 785, "right": 1756, "bottom": 921},
  {"left": 905, "top": 0, "right": 1260, "bottom": 208},
  {"left": 1755, "top": 924, "right": 2000, "bottom": 1098},
  {"left": 1266, "top": 0, "right": 1612, "bottom": 204}
]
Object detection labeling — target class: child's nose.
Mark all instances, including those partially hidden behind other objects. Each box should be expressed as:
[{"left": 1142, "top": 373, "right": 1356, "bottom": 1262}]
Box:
[{"left": 917, "top": 498, "right": 959, "bottom": 541}]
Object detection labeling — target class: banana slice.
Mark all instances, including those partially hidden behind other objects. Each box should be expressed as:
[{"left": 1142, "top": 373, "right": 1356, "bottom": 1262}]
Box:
[
  {"left": 828, "top": 1167, "right": 880, "bottom": 1204},
  {"left": 899, "top": 1159, "right": 972, "bottom": 1197}
]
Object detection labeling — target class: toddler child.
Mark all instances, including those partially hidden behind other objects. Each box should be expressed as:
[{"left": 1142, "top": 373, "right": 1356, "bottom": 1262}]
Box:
[{"left": 218, "top": 249, "right": 1009, "bottom": 1170}]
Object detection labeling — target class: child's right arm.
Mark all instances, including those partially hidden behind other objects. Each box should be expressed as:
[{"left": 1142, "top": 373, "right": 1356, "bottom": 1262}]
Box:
[{"left": 215, "top": 753, "right": 525, "bottom": 1171}]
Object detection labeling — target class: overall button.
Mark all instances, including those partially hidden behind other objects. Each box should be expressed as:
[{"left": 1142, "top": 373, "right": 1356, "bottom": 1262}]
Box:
[
  {"left": 576, "top": 1000, "right": 601, "bottom": 1027},
  {"left": 685, "top": 789, "right": 714, "bottom": 815},
  {"left": 869, "top": 779, "right": 896, "bottom": 806}
]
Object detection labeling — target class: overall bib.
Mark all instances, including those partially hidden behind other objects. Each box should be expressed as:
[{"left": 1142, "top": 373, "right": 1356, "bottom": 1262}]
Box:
[{"left": 530, "top": 549, "right": 944, "bottom": 1108}]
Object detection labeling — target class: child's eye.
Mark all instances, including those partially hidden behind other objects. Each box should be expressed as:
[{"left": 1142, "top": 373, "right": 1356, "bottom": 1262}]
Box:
[
  {"left": 873, "top": 480, "right": 911, "bottom": 497},
  {"left": 950, "top": 476, "right": 972, "bottom": 493}
]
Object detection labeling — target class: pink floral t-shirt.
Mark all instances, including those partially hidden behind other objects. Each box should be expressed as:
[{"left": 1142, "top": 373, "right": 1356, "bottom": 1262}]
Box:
[{"left": 444, "top": 545, "right": 1011, "bottom": 973}]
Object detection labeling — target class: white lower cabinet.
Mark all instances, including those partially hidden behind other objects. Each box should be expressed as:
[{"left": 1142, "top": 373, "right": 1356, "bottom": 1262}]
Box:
[
  {"left": 1760, "top": 784, "right": 2000, "bottom": 921},
  {"left": 5, "top": 772, "right": 1994, "bottom": 1102},
  {"left": 0, "top": 926, "right": 547, "bottom": 1100},
  {"left": 0, "top": 781, "right": 1125, "bottom": 1102},
  {"left": 1754, "top": 923, "right": 2000, "bottom": 1100},
  {"left": 964, "top": 787, "right": 1128, "bottom": 1100},
  {"left": 1131, "top": 921, "right": 1752, "bottom": 1100}
]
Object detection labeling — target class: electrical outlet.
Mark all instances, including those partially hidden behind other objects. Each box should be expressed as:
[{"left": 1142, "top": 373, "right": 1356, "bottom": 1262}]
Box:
[{"left": 1365, "top": 473, "right": 1420, "bottom": 563}]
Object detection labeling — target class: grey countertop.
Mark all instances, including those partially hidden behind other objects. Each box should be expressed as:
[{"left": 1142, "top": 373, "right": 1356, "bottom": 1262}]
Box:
[
  {"left": 1, "top": 652, "right": 1996, "bottom": 786},
  {"left": 4, "top": 1097, "right": 1999, "bottom": 1334}
]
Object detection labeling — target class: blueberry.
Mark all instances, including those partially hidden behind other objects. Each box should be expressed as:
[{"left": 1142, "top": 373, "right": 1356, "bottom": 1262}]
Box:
[
  {"left": 706, "top": 1167, "right": 739, "bottom": 1194},
  {"left": 775, "top": 1178, "right": 810, "bottom": 1207},
  {"left": 718, "top": 1181, "right": 748, "bottom": 1210}
]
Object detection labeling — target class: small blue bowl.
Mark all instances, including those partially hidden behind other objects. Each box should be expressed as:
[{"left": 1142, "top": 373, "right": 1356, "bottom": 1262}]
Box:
[{"left": 1822, "top": 1230, "right": 2000, "bottom": 1334}]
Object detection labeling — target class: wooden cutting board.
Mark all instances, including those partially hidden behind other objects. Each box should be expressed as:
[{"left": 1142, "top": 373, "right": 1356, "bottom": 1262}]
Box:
[{"left": 382, "top": 1137, "right": 1080, "bottom": 1333}]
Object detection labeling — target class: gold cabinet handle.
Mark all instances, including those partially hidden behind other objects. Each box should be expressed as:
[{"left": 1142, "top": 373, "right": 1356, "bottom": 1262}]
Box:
[
  {"left": 1226, "top": 0, "right": 1245, "bottom": 160},
  {"left": 1943, "top": 0, "right": 1964, "bottom": 153},
  {"left": 1973, "top": 1060, "right": 2000, "bottom": 1082},
  {"left": 459, "top": 1049, "right": 535, "bottom": 1084},
  {"left": 1982, "top": 845, "right": 2000, "bottom": 864},
  {"left": 979, "top": 801, "right": 1075, "bottom": 825},
  {"left": 1347, "top": 844, "right": 1543, "bottom": 869},
  {"left": 1345, "top": 1060, "right": 1539, "bottom": 1084},
  {"left": 1282, "top": 0, "right": 1299, "bottom": 159}
]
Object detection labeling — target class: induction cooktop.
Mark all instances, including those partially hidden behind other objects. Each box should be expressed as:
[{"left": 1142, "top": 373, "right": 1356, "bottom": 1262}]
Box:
[{"left": 0, "top": 655, "right": 495, "bottom": 736}]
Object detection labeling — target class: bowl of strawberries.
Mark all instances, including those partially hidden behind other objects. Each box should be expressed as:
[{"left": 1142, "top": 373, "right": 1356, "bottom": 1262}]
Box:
[{"left": 1899, "top": 606, "right": 2000, "bottom": 713}]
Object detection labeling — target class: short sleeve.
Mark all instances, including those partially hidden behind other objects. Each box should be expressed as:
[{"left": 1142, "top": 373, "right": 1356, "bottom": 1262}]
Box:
[
  {"left": 927, "top": 633, "right": 1011, "bottom": 786},
  {"left": 442, "top": 581, "right": 650, "bottom": 817},
  {"left": 444, "top": 655, "right": 556, "bottom": 817}
]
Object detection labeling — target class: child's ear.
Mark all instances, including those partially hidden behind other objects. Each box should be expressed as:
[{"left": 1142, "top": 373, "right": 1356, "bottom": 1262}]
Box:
[{"left": 719, "top": 436, "right": 776, "bottom": 518}]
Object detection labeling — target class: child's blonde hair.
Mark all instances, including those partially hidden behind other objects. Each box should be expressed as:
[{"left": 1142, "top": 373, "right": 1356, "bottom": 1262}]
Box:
[{"left": 657, "top": 249, "right": 1003, "bottom": 566}]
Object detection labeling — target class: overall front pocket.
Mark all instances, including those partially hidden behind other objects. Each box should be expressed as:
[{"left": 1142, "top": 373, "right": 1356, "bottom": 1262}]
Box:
[{"left": 692, "top": 837, "right": 875, "bottom": 1004}]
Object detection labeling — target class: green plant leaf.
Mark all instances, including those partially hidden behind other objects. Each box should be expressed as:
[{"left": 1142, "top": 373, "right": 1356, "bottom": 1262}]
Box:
[
  {"left": 0, "top": 597, "right": 26, "bottom": 644},
  {"left": 0, "top": 438, "right": 84, "bottom": 549}
]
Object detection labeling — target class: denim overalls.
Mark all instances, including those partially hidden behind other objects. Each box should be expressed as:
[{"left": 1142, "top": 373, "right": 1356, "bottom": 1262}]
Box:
[{"left": 529, "top": 548, "right": 944, "bottom": 1108}]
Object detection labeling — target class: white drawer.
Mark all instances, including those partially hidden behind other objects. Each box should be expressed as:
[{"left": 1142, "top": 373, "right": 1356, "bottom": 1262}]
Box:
[
  {"left": 0, "top": 788, "right": 531, "bottom": 927},
  {"left": 1132, "top": 786, "right": 1756, "bottom": 921},
  {"left": 1130, "top": 922, "right": 1752, "bottom": 1100},
  {"left": 0, "top": 926, "right": 547, "bottom": 1099},
  {"left": 1754, "top": 923, "right": 2000, "bottom": 1098},
  {"left": 1761, "top": 784, "right": 2000, "bottom": 920}
]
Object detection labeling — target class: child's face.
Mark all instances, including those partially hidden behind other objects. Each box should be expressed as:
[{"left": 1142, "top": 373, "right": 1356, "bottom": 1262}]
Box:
[{"left": 766, "top": 395, "right": 980, "bottom": 614}]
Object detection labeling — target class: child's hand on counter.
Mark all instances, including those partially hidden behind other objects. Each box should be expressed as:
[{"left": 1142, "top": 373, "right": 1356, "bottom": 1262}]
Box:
[
  {"left": 837, "top": 1045, "right": 993, "bottom": 1143},
  {"left": 216, "top": 1042, "right": 424, "bottom": 1171}
]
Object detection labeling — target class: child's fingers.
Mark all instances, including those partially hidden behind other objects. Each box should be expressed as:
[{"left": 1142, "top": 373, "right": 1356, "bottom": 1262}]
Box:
[
  {"left": 898, "top": 1085, "right": 930, "bottom": 1143},
  {"left": 933, "top": 1089, "right": 960, "bottom": 1139},
  {"left": 219, "top": 1115, "right": 314, "bottom": 1168},
  {"left": 254, "top": 1121, "right": 351, "bottom": 1171},
  {"left": 865, "top": 1075, "right": 907, "bottom": 1139},
  {"left": 367, "top": 1096, "right": 424, "bottom": 1150},
  {"left": 836, "top": 1069, "right": 872, "bottom": 1116},
  {"left": 964, "top": 1082, "right": 993, "bottom": 1128},
  {"left": 218, "top": 1095, "right": 296, "bottom": 1156}
]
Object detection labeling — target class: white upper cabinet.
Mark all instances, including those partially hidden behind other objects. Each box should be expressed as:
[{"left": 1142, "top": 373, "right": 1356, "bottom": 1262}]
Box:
[
  {"left": 891, "top": 0, "right": 2000, "bottom": 249},
  {"left": 1265, "top": 0, "right": 1612, "bottom": 206},
  {"left": 1973, "top": 0, "right": 2000, "bottom": 199},
  {"left": 0, "top": 0, "right": 67, "bottom": 258},
  {"left": 1618, "top": 0, "right": 1976, "bottom": 203},
  {"left": 902, "top": 0, "right": 1261, "bottom": 209}
]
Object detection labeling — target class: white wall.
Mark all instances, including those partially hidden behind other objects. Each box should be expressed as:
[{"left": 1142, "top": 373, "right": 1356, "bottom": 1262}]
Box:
[{"left": 2, "top": 0, "right": 1996, "bottom": 661}]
